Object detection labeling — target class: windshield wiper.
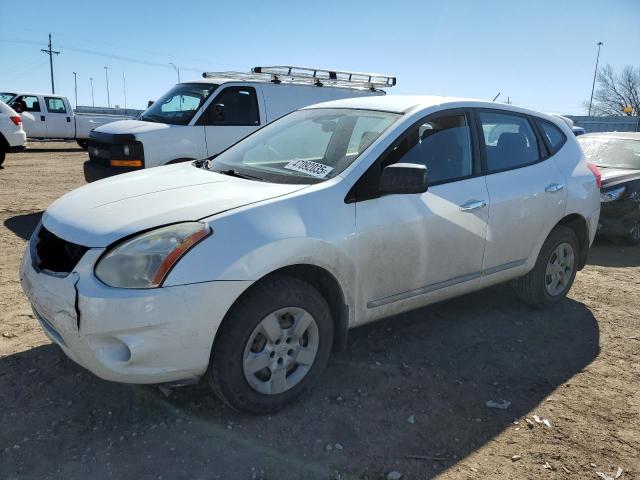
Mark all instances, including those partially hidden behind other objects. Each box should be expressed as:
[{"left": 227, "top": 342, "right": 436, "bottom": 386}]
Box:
[{"left": 213, "top": 169, "right": 265, "bottom": 182}]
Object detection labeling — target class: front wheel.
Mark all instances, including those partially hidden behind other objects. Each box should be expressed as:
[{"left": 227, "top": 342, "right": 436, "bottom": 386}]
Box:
[
  {"left": 206, "top": 275, "right": 334, "bottom": 413},
  {"left": 624, "top": 221, "right": 640, "bottom": 246},
  {"left": 514, "top": 225, "right": 579, "bottom": 308}
]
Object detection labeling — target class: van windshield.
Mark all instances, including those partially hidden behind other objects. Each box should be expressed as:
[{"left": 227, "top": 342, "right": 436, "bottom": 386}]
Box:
[
  {"left": 208, "top": 108, "right": 400, "bottom": 184},
  {"left": 0, "top": 92, "right": 16, "bottom": 104},
  {"left": 140, "top": 83, "right": 218, "bottom": 125}
]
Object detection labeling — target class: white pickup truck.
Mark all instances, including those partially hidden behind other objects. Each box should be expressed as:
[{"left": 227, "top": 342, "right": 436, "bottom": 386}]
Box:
[
  {"left": 0, "top": 92, "right": 133, "bottom": 149},
  {"left": 83, "top": 66, "right": 395, "bottom": 182}
]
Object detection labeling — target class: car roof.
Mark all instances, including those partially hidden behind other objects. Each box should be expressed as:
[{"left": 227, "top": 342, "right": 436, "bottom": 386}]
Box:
[
  {"left": 301, "top": 95, "right": 560, "bottom": 119},
  {"left": 580, "top": 131, "right": 640, "bottom": 141}
]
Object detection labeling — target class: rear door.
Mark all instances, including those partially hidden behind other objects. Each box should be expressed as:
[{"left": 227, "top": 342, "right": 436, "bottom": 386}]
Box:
[
  {"left": 12, "top": 95, "right": 47, "bottom": 137},
  {"left": 198, "top": 85, "right": 263, "bottom": 156},
  {"left": 477, "top": 109, "right": 567, "bottom": 279},
  {"left": 43, "top": 97, "right": 74, "bottom": 138}
]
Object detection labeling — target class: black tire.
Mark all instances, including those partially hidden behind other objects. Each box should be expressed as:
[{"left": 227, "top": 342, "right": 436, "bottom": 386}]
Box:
[
  {"left": 513, "top": 225, "right": 579, "bottom": 309},
  {"left": 206, "top": 275, "right": 334, "bottom": 414},
  {"left": 77, "top": 140, "right": 88, "bottom": 150},
  {"left": 624, "top": 221, "right": 640, "bottom": 246},
  {"left": 0, "top": 150, "right": 5, "bottom": 166}
]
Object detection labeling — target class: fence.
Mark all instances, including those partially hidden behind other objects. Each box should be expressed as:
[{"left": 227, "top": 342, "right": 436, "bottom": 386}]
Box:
[{"left": 566, "top": 115, "right": 640, "bottom": 133}]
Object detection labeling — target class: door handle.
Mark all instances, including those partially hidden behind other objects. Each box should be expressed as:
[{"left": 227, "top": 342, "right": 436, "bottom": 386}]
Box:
[
  {"left": 40, "top": 115, "right": 45, "bottom": 121},
  {"left": 460, "top": 200, "right": 487, "bottom": 212},
  {"left": 545, "top": 183, "right": 565, "bottom": 193},
  {"left": 66, "top": 117, "right": 71, "bottom": 122}
]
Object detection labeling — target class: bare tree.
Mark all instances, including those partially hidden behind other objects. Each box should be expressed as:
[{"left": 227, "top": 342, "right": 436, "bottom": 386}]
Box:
[{"left": 585, "top": 65, "right": 640, "bottom": 116}]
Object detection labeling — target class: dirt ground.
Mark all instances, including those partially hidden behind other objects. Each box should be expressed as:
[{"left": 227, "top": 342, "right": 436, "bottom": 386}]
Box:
[{"left": 0, "top": 141, "right": 638, "bottom": 480}]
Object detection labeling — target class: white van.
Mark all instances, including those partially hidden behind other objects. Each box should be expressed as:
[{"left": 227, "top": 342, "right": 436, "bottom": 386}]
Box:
[{"left": 84, "top": 66, "right": 395, "bottom": 182}]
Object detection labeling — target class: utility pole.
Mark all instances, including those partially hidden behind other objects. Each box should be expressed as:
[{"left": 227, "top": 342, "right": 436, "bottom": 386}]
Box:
[
  {"left": 73, "top": 72, "right": 78, "bottom": 108},
  {"left": 90, "top": 77, "right": 95, "bottom": 107},
  {"left": 41, "top": 33, "right": 60, "bottom": 94},
  {"left": 588, "top": 41, "right": 603, "bottom": 116},
  {"left": 122, "top": 71, "right": 127, "bottom": 110},
  {"left": 104, "top": 66, "right": 111, "bottom": 108},
  {"left": 169, "top": 62, "right": 181, "bottom": 83}
]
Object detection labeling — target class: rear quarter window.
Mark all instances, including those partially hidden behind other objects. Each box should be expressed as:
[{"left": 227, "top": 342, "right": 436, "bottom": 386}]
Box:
[{"left": 536, "top": 119, "right": 566, "bottom": 154}]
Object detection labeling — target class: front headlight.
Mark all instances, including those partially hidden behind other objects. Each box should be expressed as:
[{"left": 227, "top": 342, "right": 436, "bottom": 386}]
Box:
[
  {"left": 600, "top": 186, "right": 626, "bottom": 203},
  {"left": 95, "top": 222, "right": 211, "bottom": 288}
]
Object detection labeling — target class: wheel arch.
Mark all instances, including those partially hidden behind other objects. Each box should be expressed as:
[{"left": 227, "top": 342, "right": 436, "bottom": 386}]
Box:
[
  {"left": 217, "top": 263, "right": 350, "bottom": 353},
  {"left": 556, "top": 213, "right": 589, "bottom": 270}
]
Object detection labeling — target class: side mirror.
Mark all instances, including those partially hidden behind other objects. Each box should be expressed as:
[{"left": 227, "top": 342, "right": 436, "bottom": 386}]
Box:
[
  {"left": 379, "top": 163, "right": 428, "bottom": 195},
  {"left": 213, "top": 103, "right": 226, "bottom": 122},
  {"left": 147, "top": 100, "right": 154, "bottom": 108}
]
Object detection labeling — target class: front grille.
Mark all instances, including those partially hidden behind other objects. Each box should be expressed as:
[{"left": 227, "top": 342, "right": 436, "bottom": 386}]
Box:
[
  {"left": 33, "top": 226, "right": 88, "bottom": 274},
  {"left": 88, "top": 140, "right": 111, "bottom": 167}
]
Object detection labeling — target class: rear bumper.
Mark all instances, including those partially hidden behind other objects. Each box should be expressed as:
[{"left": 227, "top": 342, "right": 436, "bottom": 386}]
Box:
[
  {"left": 6, "top": 129, "right": 27, "bottom": 149},
  {"left": 83, "top": 160, "right": 139, "bottom": 182}
]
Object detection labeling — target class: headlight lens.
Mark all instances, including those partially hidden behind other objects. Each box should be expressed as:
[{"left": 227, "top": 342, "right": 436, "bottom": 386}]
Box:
[
  {"left": 600, "top": 186, "right": 626, "bottom": 203},
  {"left": 95, "top": 222, "right": 211, "bottom": 288}
]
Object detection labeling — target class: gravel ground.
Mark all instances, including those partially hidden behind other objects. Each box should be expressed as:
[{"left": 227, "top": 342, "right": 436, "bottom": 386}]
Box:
[{"left": 0, "top": 142, "right": 638, "bottom": 480}]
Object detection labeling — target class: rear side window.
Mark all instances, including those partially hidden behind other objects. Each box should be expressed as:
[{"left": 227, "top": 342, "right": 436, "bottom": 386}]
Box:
[
  {"left": 205, "top": 86, "right": 259, "bottom": 126},
  {"left": 45, "top": 97, "right": 67, "bottom": 113},
  {"left": 479, "top": 111, "right": 540, "bottom": 173},
  {"left": 536, "top": 119, "right": 566, "bottom": 154}
]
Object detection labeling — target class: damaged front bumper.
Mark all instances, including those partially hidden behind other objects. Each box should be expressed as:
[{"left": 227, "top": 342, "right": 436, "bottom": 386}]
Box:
[{"left": 20, "top": 244, "right": 251, "bottom": 385}]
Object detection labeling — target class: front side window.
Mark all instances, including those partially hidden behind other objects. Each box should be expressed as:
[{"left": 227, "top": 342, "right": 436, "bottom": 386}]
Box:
[
  {"left": 11, "top": 95, "right": 40, "bottom": 112},
  {"left": 45, "top": 97, "right": 66, "bottom": 113},
  {"left": 383, "top": 113, "right": 473, "bottom": 185},
  {"left": 200, "top": 86, "right": 259, "bottom": 126},
  {"left": 578, "top": 136, "right": 640, "bottom": 169},
  {"left": 479, "top": 111, "right": 540, "bottom": 172},
  {"left": 208, "top": 108, "right": 399, "bottom": 184},
  {"left": 537, "top": 119, "right": 566, "bottom": 153},
  {"left": 140, "top": 83, "right": 218, "bottom": 125}
]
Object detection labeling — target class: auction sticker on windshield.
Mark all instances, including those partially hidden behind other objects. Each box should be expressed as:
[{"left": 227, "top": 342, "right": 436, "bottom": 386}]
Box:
[{"left": 284, "top": 159, "right": 334, "bottom": 179}]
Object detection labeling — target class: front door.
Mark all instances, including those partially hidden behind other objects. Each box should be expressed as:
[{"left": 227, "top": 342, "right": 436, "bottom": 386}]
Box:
[
  {"left": 12, "top": 95, "right": 47, "bottom": 137},
  {"left": 476, "top": 110, "right": 567, "bottom": 276},
  {"left": 199, "top": 85, "right": 263, "bottom": 156},
  {"left": 354, "top": 110, "right": 489, "bottom": 323},
  {"left": 43, "top": 97, "right": 74, "bottom": 138}
]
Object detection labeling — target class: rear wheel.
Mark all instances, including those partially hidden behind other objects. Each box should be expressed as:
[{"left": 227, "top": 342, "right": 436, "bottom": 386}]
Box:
[
  {"left": 206, "top": 275, "right": 333, "bottom": 413},
  {"left": 624, "top": 221, "right": 640, "bottom": 246},
  {"left": 77, "top": 140, "right": 88, "bottom": 150},
  {"left": 514, "top": 225, "right": 579, "bottom": 308}
]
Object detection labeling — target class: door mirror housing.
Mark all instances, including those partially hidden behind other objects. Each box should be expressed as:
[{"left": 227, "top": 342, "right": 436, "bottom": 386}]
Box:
[{"left": 379, "top": 163, "right": 428, "bottom": 195}]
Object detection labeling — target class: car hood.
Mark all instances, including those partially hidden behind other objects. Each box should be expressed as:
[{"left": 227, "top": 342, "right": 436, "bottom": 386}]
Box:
[
  {"left": 94, "top": 119, "right": 173, "bottom": 135},
  {"left": 598, "top": 166, "right": 640, "bottom": 188},
  {"left": 43, "top": 164, "right": 307, "bottom": 247}
]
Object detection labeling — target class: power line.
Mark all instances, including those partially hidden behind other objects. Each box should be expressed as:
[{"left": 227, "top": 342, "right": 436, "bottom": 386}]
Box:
[{"left": 40, "top": 33, "right": 59, "bottom": 93}]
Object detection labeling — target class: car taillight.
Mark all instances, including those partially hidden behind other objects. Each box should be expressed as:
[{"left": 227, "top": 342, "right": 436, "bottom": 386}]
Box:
[
  {"left": 587, "top": 162, "right": 602, "bottom": 189},
  {"left": 10, "top": 116, "right": 22, "bottom": 126}
]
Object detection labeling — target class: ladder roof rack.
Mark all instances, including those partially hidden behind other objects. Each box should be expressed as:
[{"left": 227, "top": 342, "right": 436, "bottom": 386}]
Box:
[{"left": 202, "top": 65, "right": 396, "bottom": 90}]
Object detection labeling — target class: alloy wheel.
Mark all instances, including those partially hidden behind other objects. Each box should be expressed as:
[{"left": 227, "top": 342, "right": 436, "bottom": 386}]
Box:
[{"left": 544, "top": 242, "right": 575, "bottom": 296}]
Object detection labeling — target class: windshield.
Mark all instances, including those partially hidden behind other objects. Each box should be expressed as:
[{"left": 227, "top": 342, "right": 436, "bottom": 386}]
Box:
[
  {"left": 140, "top": 83, "right": 217, "bottom": 125},
  {"left": 0, "top": 92, "right": 16, "bottom": 104},
  {"left": 578, "top": 136, "right": 640, "bottom": 169},
  {"left": 208, "top": 108, "right": 400, "bottom": 184}
]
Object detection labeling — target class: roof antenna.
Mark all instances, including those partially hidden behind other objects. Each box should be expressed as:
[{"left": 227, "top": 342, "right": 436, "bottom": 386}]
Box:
[{"left": 492, "top": 92, "right": 501, "bottom": 102}]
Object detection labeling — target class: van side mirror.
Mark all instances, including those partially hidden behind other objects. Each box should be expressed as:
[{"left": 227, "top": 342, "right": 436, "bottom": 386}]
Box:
[
  {"left": 213, "top": 103, "right": 226, "bottom": 122},
  {"left": 147, "top": 100, "right": 154, "bottom": 108},
  {"left": 379, "top": 163, "right": 428, "bottom": 195}
]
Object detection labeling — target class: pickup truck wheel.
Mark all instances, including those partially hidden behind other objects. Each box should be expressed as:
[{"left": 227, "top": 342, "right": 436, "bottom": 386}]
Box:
[
  {"left": 513, "top": 225, "right": 579, "bottom": 309},
  {"left": 77, "top": 140, "right": 88, "bottom": 150},
  {"left": 207, "top": 275, "right": 333, "bottom": 413}
]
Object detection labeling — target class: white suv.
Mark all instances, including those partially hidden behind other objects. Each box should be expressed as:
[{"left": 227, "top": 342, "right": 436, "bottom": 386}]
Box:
[{"left": 20, "top": 95, "right": 600, "bottom": 413}]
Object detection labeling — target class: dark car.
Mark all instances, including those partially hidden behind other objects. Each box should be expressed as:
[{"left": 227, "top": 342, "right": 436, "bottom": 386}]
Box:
[{"left": 578, "top": 132, "right": 640, "bottom": 244}]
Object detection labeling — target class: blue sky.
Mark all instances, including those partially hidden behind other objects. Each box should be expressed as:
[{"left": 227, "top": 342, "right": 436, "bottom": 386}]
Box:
[{"left": 0, "top": 0, "right": 638, "bottom": 114}]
